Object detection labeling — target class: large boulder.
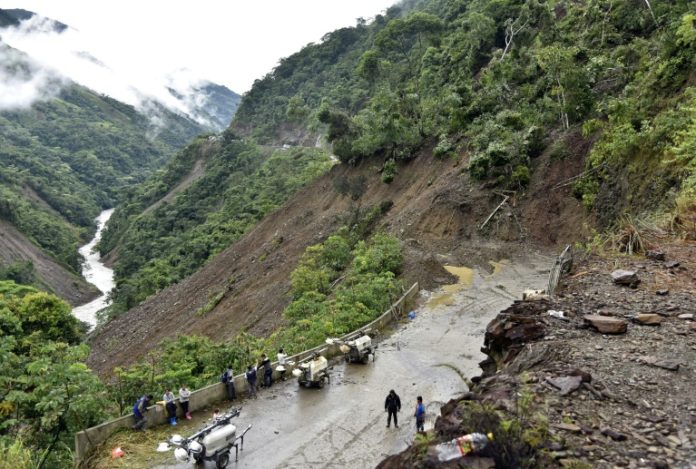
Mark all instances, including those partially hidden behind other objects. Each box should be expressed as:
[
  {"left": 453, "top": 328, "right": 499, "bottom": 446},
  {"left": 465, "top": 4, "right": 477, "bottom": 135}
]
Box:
[{"left": 483, "top": 301, "right": 547, "bottom": 360}]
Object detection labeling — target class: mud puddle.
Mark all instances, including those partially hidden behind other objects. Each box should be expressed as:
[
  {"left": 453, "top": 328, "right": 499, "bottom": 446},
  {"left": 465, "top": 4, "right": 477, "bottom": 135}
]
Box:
[{"left": 151, "top": 253, "right": 551, "bottom": 469}]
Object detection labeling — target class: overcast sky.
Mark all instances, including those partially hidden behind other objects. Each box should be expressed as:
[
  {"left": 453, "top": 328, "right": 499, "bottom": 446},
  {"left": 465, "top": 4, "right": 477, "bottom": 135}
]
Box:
[{"left": 2, "top": 1, "right": 397, "bottom": 94}]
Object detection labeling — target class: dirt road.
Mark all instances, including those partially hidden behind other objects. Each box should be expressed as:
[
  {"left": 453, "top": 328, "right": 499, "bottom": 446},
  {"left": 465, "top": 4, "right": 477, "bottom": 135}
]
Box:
[{"left": 155, "top": 253, "right": 551, "bottom": 469}]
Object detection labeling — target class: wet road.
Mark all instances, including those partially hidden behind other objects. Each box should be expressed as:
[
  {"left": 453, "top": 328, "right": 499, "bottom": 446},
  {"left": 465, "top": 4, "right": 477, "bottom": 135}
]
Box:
[{"left": 158, "top": 254, "right": 551, "bottom": 469}]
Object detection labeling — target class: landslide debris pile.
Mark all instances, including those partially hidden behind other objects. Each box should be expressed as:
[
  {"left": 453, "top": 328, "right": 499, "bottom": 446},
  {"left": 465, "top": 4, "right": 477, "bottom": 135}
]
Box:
[{"left": 380, "top": 239, "right": 696, "bottom": 468}]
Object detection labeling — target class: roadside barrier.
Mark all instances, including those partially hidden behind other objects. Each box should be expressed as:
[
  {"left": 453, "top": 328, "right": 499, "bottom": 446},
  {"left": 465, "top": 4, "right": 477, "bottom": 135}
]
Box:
[{"left": 74, "top": 282, "right": 419, "bottom": 467}]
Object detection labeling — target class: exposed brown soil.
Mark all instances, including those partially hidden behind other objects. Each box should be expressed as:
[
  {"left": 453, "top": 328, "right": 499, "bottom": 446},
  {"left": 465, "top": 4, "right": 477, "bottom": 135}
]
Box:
[
  {"left": 0, "top": 219, "right": 99, "bottom": 306},
  {"left": 380, "top": 237, "right": 696, "bottom": 468},
  {"left": 87, "top": 139, "right": 592, "bottom": 377}
]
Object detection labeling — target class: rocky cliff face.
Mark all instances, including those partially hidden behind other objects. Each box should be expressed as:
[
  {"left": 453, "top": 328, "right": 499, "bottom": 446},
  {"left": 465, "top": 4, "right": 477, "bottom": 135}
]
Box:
[{"left": 379, "top": 240, "right": 696, "bottom": 468}]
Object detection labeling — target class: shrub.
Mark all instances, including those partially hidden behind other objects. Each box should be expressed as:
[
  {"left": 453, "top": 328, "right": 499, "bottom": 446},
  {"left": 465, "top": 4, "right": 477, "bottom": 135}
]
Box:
[
  {"left": 290, "top": 264, "right": 331, "bottom": 297},
  {"left": 469, "top": 153, "right": 491, "bottom": 179},
  {"left": 522, "top": 126, "right": 546, "bottom": 158},
  {"left": 352, "top": 233, "right": 403, "bottom": 275},
  {"left": 511, "top": 165, "right": 531, "bottom": 188},
  {"left": 487, "top": 142, "right": 511, "bottom": 166},
  {"left": 381, "top": 158, "right": 398, "bottom": 184},
  {"left": 433, "top": 134, "right": 456, "bottom": 159}
]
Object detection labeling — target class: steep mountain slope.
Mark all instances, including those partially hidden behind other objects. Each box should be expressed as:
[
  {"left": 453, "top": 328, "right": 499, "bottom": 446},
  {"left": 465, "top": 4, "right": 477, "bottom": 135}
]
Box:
[
  {"left": 0, "top": 219, "right": 98, "bottom": 305},
  {"left": 97, "top": 133, "right": 332, "bottom": 315},
  {"left": 0, "top": 8, "right": 66, "bottom": 31},
  {"left": 90, "top": 0, "right": 696, "bottom": 373},
  {"left": 168, "top": 81, "right": 241, "bottom": 131},
  {"left": 232, "top": 0, "right": 696, "bottom": 230},
  {"left": 0, "top": 40, "right": 207, "bottom": 299},
  {"left": 88, "top": 135, "right": 587, "bottom": 374},
  {"left": 0, "top": 9, "right": 240, "bottom": 131}
]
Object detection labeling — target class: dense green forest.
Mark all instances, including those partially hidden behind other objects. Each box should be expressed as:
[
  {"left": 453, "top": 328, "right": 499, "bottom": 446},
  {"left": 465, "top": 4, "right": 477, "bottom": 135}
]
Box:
[
  {"left": 0, "top": 41, "right": 206, "bottom": 275},
  {"left": 100, "top": 133, "right": 333, "bottom": 315},
  {"left": 234, "top": 0, "right": 696, "bottom": 230},
  {"left": 0, "top": 281, "right": 108, "bottom": 468}
]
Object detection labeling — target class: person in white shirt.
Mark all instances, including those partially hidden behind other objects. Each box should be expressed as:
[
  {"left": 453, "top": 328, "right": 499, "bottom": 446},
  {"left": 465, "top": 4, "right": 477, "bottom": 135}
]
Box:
[
  {"left": 179, "top": 385, "right": 191, "bottom": 420},
  {"left": 276, "top": 348, "right": 288, "bottom": 381}
]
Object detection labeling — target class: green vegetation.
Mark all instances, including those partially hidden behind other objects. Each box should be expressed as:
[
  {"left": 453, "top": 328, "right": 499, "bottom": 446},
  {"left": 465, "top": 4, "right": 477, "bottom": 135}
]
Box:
[
  {"left": 233, "top": 0, "right": 695, "bottom": 222},
  {"left": 109, "top": 229, "right": 402, "bottom": 412},
  {"left": 0, "top": 281, "right": 108, "bottom": 469},
  {"left": 0, "top": 81, "right": 205, "bottom": 271},
  {"left": 101, "top": 135, "right": 333, "bottom": 315}
]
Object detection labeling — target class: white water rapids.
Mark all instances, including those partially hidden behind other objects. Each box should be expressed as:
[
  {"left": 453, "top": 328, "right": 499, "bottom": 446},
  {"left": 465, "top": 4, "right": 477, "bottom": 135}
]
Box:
[{"left": 71, "top": 209, "right": 115, "bottom": 329}]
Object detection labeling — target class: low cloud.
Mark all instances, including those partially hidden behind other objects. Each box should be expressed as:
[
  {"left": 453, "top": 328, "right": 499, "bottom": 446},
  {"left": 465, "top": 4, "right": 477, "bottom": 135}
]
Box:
[
  {"left": 0, "top": 41, "right": 65, "bottom": 110},
  {"left": 0, "top": 14, "right": 217, "bottom": 126}
]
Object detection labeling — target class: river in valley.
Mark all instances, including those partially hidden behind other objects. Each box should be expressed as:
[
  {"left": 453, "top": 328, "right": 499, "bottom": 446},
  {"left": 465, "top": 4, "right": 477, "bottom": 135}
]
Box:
[{"left": 72, "top": 209, "right": 115, "bottom": 329}]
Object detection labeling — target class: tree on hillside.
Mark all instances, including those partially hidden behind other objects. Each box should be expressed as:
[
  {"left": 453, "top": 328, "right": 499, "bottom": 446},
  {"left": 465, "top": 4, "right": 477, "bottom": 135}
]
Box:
[{"left": 0, "top": 282, "right": 107, "bottom": 469}]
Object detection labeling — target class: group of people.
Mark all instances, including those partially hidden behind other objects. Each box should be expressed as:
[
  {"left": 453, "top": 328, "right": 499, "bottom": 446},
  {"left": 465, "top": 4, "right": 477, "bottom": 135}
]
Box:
[
  {"left": 222, "top": 348, "right": 289, "bottom": 402},
  {"left": 132, "top": 349, "right": 427, "bottom": 434},
  {"left": 131, "top": 385, "right": 192, "bottom": 430},
  {"left": 384, "top": 390, "right": 426, "bottom": 433}
]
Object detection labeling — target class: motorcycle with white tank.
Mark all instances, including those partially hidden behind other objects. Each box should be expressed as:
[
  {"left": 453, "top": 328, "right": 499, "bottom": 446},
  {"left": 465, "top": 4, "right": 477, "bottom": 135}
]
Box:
[
  {"left": 326, "top": 331, "right": 376, "bottom": 364},
  {"left": 170, "top": 408, "right": 251, "bottom": 468},
  {"left": 292, "top": 352, "right": 331, "bottom": 388}
]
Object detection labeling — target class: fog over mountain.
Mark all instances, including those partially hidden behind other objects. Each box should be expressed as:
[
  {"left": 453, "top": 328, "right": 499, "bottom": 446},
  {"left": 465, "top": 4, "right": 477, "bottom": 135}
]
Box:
[{"left": 0, "top": 9, "right": 239, "bottom": 130}]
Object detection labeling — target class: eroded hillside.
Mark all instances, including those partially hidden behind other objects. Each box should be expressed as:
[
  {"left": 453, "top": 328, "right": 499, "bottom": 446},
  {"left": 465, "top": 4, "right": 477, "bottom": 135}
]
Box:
[{"left": 88, "top": 135, "right": 588, "bottom": 375}]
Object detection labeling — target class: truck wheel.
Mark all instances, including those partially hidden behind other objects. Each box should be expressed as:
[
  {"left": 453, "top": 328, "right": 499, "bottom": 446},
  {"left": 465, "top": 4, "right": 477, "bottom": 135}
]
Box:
[
  {"left": 215, "top": 452, "right": 229, "bottom": 469},
  {"left": 318, "top": 377, "right": 325, "bottom": 388}
]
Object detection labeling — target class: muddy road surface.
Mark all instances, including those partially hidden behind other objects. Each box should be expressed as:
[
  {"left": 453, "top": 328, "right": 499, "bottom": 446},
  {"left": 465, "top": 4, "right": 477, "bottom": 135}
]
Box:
[{"left": 157, "top": 253, "right": 551, "bottom": 469}]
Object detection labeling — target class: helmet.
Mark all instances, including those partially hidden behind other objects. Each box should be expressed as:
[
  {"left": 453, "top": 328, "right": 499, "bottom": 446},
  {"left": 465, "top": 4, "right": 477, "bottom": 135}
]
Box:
[{"left": 174, "top": 447, "right": 189, "bottom": 462}]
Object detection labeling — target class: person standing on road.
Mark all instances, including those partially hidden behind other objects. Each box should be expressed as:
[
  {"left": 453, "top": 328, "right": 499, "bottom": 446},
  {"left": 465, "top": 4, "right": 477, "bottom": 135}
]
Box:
[
  {"left": 179, "top": 385, "right": 191, "bottom": 420},
  {"left": 222, "top": 365, "right": 236, "bottom": 400},
  {"left": 132, "top": 394, "right": 153, "bottom": 430},
  {"left": 246, "top": 364, "right": 258, "bottom": 399},
  {"left": 260, "top": 354, "right": 273, "bottom": 388},
  {"left": 276, "top": 348, "right": 288, "bottom": 381},
  {"left": 164, "top": 389, "right": 177, "bottom": 426},
  {"left": 385, "top": 389, "right": 401, "bottom": 428},
  {"left": 415, "top": 396, "right": 425, "bottom": 433}
]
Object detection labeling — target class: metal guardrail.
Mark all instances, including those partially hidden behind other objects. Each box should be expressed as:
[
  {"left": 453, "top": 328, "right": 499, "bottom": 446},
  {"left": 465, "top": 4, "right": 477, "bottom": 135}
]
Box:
[{"left": 74, "top": 282, "right": 419, "bottom": 467}]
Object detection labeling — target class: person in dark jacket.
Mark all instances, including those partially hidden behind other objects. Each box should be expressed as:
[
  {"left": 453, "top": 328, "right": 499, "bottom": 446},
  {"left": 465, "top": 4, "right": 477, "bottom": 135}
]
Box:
[
  {"left": 385, "top": 389, "right": 401, "bottom": 428},
  {"left": 245, "top": 365, "right": 258, "bottom": 399},
  {"left": 132, "top": 394, "right": 153, "bottom": 430},
  {"left": 260, "top": 354, "right": 273, "bottom": 388},
  {"left": 164, "top": 389, "right": 177, "bottom": 426},
  {"left": 222, "top": 365, "right": 236, "bottom": 400}
]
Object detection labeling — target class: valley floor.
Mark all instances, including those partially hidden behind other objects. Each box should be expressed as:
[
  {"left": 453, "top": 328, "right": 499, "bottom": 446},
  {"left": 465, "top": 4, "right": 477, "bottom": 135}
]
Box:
[{"left": 90, "top": 252, "right": 552, "bottom": 468}]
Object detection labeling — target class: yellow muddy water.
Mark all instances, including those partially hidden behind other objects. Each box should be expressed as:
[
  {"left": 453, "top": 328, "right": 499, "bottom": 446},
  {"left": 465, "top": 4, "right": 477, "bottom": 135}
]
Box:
[{"left": 427, "top": 265, "right": 474, "bottom": 308}]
